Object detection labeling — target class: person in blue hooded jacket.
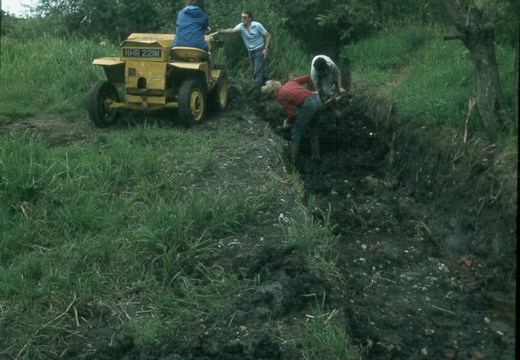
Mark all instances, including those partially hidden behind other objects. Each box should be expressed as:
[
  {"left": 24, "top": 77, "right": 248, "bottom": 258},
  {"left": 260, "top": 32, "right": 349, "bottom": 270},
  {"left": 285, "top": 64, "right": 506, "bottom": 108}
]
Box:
[{"left": 173, "top": 0, "right": 209, "bottom": 52}]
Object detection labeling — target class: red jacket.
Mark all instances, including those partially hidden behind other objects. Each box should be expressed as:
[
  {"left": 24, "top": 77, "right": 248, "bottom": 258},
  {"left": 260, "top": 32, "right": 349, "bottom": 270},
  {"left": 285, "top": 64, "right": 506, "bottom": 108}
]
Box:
[{"left": 277, "top": 75, "right": 316, "bottom": 120}]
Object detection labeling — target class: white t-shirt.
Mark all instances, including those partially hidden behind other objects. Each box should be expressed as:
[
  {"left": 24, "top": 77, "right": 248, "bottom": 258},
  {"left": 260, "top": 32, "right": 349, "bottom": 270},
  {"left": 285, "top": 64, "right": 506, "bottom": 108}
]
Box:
[{"left": 310, "top": 55, "right": 341, "bottom": 87}]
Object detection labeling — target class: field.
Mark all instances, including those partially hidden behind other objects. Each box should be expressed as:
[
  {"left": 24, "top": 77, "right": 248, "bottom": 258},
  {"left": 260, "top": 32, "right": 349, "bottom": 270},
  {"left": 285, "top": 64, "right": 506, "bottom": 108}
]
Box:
[{"left": 0, "top": 81, "right": 516, "bottom": 359}]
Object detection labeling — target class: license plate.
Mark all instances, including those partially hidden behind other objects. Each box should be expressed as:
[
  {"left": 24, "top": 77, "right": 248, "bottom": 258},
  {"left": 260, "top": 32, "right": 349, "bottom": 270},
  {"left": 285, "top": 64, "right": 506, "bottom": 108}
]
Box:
[{"left": 123, "top": 48, "right": 162, "bottom": 58}]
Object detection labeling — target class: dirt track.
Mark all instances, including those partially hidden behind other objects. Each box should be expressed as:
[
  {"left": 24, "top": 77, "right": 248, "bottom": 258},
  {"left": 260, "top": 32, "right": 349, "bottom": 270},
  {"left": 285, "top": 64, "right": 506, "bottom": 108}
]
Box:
[{"left": 0, "top": 83, "right": 516, "bottom": 359}]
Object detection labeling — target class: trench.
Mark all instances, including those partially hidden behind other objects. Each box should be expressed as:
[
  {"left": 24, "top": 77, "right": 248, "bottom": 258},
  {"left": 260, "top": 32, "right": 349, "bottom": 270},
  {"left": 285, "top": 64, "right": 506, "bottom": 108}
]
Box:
[
  {"left": 262, "top": 91, "right": 516, "bottom": 283},
  {"left": 257, "top": 90, "right": 517, "bottom": 358}
]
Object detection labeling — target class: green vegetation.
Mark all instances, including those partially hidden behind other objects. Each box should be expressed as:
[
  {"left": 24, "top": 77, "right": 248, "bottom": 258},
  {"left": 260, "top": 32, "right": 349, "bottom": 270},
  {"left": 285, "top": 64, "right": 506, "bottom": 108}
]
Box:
[
  {"left": 0, "top": 115, "right": 346, "bottom": 356},
  {"left": 284, "top": 198, "right": 338, "bottom": 256},
  {"left": 344, "top": 24, "right": 516, "bottom": 144},
  {"left": 0, "top": 0, "right": 517, "bottom": 357},
  {"left": 0, "top": 35, "right": 116, "bottom": 120},
  {"left": 0, "top": 125, "right": 279, "bottom": 356},
  {"left": 298, "top": 293, "right": 360, "bottom": 360}
]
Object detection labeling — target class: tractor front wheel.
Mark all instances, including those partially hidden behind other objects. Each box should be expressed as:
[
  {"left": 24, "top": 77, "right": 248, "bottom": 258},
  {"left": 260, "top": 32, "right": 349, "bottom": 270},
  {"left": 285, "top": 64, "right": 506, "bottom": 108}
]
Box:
[
  {"left": 178, "top": 80, "right": 206, "bottom": 127},
  {"left": 209, "top": 65, "right": 228, "bottom": 112},
  {"left": 88, "top": 81, "right": 120, "bottom": 128}
]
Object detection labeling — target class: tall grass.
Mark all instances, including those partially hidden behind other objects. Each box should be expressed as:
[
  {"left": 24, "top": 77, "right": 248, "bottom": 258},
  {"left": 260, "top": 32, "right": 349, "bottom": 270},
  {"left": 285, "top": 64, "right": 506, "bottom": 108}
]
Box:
[
  {"left": 0, "top": 35, "right": 117, "bottom": 121},
  {"left": 283, "top": 197, "right": 339, "bottom": 256},
  {"left": 387, "top": 40, "right": 477, "bottom": 128},
  {"left": 346, "top": 24, "right": 516, "bottom": 138},
  {"left": 297, "top": 293, "right": 360, "bottom": 360},
  {"left": 267, "top": 22, "right": 311, "bottom": 80},
  {"left": 344, "top": 25, "right": 434, "bottom": 87}
]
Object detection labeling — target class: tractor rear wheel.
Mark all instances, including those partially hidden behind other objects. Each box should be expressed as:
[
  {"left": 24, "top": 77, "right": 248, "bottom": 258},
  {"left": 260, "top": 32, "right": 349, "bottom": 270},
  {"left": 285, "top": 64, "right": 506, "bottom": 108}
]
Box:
[
  {"left": 178, "top": 80, "right": 206, "bottom": 127},
  {"left": 88, "top": 81, "right": 120, "bottom": 128}
]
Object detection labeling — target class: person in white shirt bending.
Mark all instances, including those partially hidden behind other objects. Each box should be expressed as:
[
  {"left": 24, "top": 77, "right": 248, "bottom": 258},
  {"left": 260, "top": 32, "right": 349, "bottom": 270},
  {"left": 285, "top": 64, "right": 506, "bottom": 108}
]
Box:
[{"left": 310, "top": 55, "right": 346, "bottom": 101}]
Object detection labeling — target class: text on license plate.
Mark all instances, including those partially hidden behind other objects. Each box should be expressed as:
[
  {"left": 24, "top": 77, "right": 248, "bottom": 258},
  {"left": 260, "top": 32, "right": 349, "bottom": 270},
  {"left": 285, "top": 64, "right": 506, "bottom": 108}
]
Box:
[{"left": 123, "top": 48, "right": 162, "bottom": 58}]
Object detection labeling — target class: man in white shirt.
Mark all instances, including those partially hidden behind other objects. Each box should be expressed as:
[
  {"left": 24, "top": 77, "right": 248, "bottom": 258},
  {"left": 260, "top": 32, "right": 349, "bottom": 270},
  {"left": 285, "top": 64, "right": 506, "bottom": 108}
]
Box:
[{"left": 310, "top": 55, "right": 346, "bottom": 101}]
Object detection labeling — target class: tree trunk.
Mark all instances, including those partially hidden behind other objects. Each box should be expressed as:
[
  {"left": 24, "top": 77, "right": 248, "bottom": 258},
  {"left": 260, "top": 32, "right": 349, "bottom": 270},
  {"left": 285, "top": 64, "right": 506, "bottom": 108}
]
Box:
[
  {"left": 514, "top": 27, "right": 519, "bottom": 136},
  {"left": 463, "top": 27, "right": 505, "bottom": 137},
  {"left": 442, "top": 1, "right": 509, "bottom": 140}
]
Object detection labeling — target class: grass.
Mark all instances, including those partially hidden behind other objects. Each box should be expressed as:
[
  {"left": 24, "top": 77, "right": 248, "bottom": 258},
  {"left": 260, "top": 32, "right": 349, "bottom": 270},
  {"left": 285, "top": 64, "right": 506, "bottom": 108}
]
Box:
[
  {"left": 0, "top": 116, "right": 357, "bottom": 358},
  {"left": 298, "top": 293, "right": 360, "bottom": 360},
  {"left": 345, "top": 24, "right": 516, "bottom": 142},
  {"left": 343, "top": 25, "right": 435, "bottom": 86},
  {"left": 0, "top": 124, "right": 281, "bottom": 357},
  {"left": 283, "top": 197, "right": 339, "bottom": 255},
  {"left": 0, "top": 35, "right": 116, "bottom": 121}
]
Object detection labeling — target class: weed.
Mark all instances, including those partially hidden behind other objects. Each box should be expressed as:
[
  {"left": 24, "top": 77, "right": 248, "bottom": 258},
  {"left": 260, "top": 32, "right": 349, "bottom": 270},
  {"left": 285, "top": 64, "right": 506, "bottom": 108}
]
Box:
[{"left": 297, "top": 293, "right": 360, "bottom": 360}]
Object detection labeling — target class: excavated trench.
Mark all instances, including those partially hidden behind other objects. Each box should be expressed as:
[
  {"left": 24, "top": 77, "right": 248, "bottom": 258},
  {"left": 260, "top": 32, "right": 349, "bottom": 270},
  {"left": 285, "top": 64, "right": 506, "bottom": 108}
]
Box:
[
  {"left": 79, "top": 87, "right": 517, "bottom": 359},
  {"left": 257, "top": 89, "right": 517, "bottom": 359},
  {"left": 261, "top": 91, "right": 516, "bottom": 272}
]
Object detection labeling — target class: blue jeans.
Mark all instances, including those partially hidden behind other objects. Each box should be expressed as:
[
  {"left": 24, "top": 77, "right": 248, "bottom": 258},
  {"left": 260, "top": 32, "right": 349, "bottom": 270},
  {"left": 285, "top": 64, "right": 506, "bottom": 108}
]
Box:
[
  {"left": 248, "top": 47, "right": 268, "bottom": 85},
  {"left": 291, "top": 94, "right": 322, "bottom": 142},
  {"left": 316, "top": 73, "right": 334, "bottom": 100}
]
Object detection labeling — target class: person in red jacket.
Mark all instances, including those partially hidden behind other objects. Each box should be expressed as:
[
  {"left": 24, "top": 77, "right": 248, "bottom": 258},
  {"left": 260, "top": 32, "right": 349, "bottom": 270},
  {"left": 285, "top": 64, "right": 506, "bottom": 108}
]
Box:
[{"left": 262, "top": 75, "right": 322, "bottom": 164}]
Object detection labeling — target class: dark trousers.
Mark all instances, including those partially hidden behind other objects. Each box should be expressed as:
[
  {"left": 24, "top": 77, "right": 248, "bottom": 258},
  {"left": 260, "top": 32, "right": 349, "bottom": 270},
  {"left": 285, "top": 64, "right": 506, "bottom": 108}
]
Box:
[
  {"left": 248, "top": 47, "right": 268, "bottom": 86},
  {"left": 291, "top": 94, "right": 322, "bottom": 142}
]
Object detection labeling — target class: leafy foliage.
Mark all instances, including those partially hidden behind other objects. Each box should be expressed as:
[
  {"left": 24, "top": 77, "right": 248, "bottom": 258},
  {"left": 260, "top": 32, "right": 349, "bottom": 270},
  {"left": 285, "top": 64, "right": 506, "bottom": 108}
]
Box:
[
  {"left": 316, "top": 0, "right": 381, "bottom": 43},
  {"left": 30, "top": 0, "right": 173, "bottom": 40}
]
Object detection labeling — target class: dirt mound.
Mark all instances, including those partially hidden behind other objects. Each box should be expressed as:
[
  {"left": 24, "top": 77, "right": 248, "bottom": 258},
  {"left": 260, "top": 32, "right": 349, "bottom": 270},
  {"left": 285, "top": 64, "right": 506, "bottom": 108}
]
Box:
[
  {"left": 74, "top": 334, "right": 282, "bottom": 360},
  {"left": 235, "top": 244, "right": 330, "bottom": 322}
]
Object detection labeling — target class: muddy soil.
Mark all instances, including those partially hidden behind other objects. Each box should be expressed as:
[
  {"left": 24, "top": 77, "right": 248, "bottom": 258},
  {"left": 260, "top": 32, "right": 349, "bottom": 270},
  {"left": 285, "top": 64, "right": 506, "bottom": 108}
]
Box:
[
  {"left": 0, "top": 83, "right": 516, "bottom": 359},
  {"left": 260, "top": 92, "right": 517, "bottom": 359}
]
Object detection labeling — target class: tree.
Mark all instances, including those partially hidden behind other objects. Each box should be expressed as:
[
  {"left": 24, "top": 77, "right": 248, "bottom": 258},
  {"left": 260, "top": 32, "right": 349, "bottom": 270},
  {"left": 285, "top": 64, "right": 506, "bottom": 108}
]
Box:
[
  {"left": 514, "top": 27, "right": 519, "bottom": 135},
  {"left": 508, "top": 0, "right": 519, "bottom": 135},
  {"left": 442, "top": 0, "right": 512, "bottom": 140},
  {"left": 33, "top": 0, "right": 170, "bottom": 40}
]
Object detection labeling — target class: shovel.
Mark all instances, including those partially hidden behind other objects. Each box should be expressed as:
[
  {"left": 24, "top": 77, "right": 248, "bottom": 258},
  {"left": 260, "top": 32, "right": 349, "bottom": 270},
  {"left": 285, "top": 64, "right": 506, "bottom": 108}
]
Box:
[{"left": 322, "top": 94, "right": 344, "bottom": 118}]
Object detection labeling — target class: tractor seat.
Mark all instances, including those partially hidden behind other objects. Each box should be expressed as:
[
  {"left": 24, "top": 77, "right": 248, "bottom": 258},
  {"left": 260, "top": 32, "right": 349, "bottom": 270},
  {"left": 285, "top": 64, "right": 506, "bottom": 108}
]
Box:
[{"left": 170, "top": 47, "right": 209, "bottom": 62}]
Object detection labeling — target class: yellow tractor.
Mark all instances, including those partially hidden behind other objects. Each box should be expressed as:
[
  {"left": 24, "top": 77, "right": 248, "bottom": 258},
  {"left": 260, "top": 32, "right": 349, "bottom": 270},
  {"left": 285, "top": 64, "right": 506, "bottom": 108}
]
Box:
[{"left": 88, "top": 33, "right": 228, "bottom": 127}]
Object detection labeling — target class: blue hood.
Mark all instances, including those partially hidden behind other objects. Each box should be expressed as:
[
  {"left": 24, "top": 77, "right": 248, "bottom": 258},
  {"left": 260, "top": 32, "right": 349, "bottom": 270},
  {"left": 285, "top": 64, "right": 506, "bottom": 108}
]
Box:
[{"left": 173, "top": 5, "right": 209, "bottom": 52}]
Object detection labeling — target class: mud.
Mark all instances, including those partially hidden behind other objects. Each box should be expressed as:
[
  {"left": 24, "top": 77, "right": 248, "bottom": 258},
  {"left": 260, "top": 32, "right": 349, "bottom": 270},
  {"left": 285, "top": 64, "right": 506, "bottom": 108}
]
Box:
[{"left": 0, "top": 82, "right": 516, "bottom": 359}]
